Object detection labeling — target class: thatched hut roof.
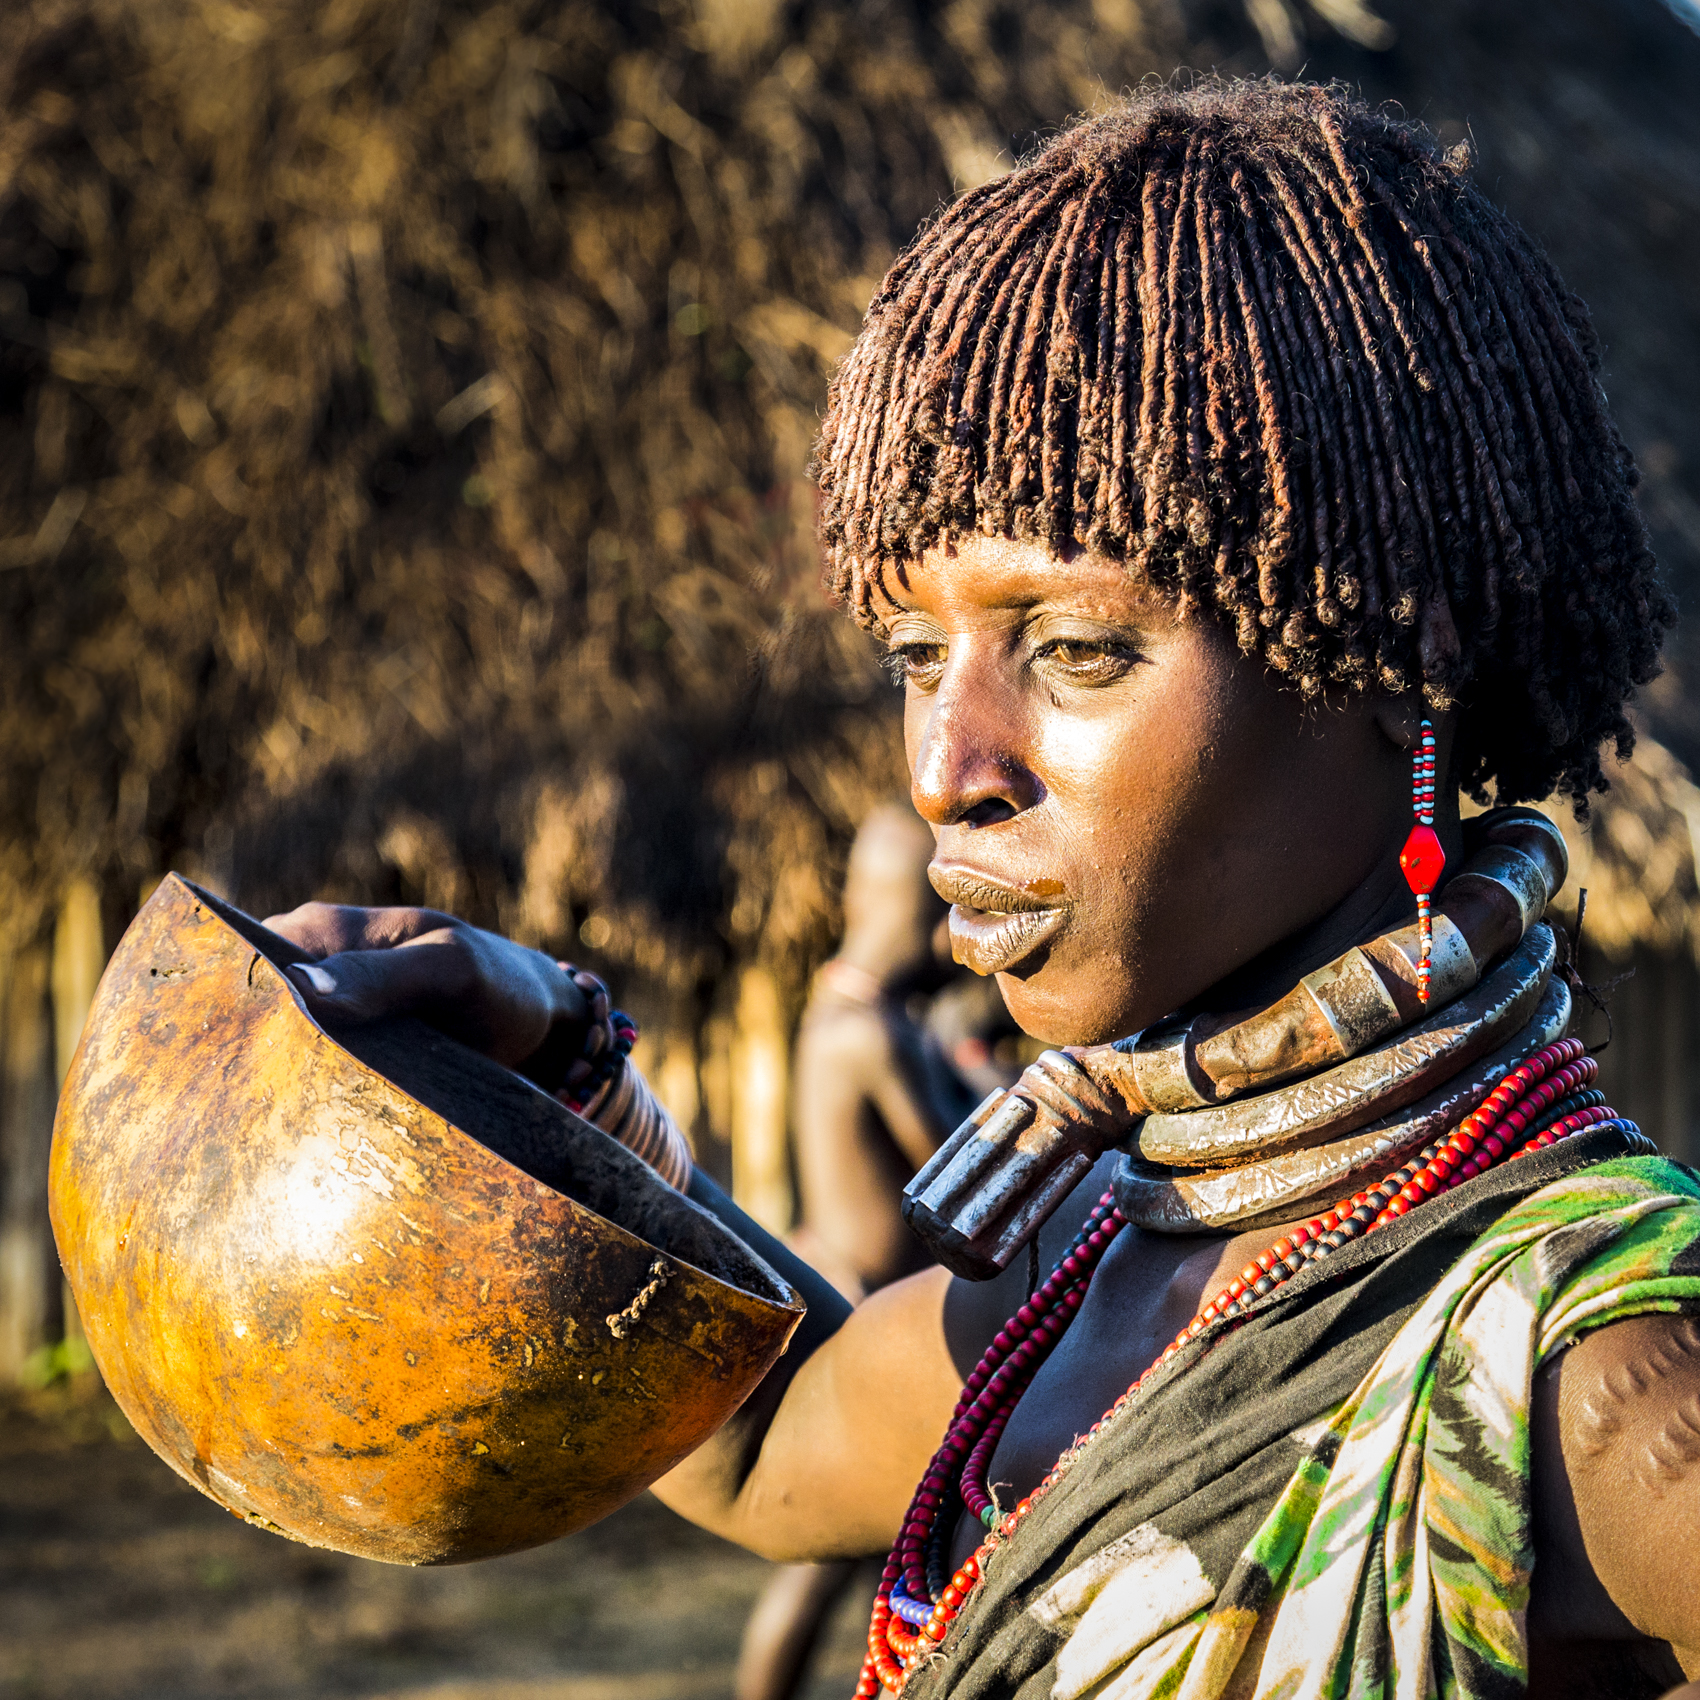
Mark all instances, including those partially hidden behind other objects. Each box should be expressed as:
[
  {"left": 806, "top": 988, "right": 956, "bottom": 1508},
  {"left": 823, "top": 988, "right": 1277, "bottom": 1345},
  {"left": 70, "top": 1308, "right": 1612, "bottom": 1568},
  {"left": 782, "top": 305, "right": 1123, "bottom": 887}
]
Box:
[
  {"left": 3, "top": 0, "right": 1699, "bottom": 1021},
  {"left": 0, "top": 0, "right": 1268, "bottom": 1001},
  {"left": 1554, "top": 730, "right": 1700, "bottom": 966}
]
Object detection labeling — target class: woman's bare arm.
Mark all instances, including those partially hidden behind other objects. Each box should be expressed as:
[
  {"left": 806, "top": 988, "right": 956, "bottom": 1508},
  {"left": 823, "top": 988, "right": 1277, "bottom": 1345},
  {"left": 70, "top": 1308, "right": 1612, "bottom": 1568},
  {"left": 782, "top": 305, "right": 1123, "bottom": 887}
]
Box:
[
  {"left": 652, "top": 1250, "right": 961, "bottom": 1559},
  {"left": 653, "top": 1162, "right": 1113, "bottom": 1560}
]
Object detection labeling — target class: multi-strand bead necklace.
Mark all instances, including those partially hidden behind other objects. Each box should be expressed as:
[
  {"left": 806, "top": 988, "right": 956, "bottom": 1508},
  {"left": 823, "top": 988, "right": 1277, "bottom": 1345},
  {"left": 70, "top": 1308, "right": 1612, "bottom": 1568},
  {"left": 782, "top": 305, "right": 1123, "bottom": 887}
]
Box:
[{"left": 857, "top": 1035, "right": 1636, "bottom": 1696}]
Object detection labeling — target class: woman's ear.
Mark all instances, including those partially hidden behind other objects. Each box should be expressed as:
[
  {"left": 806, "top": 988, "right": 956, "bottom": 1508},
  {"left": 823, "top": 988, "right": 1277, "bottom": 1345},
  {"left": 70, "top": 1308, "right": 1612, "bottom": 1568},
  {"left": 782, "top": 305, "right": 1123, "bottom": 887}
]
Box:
[
  {"left": 1372, "top": 698, "right": 1463, "bottom": 829},
  {"left": 1372, "top": 696, "right": 1431, "bottom": 755}
]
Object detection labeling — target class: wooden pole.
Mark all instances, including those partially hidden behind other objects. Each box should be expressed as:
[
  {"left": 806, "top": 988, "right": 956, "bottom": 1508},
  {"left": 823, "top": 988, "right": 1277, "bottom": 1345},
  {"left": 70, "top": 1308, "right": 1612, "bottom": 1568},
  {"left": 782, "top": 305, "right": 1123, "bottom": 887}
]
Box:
[
  {"left": 0, "top": 941, "right": 62, "bottom": 1381},
  {"left": 653, "top": 1025, "right": 702, "bottom": 1156},
  {"left": 696, "top": 1007, "right": 737, "bottom": 1192},
  {"left": 52, "top": 877, "right": 105, "bottom": 1085},
  {"left": 731, "top": 966, "right": 794, "bottom": 1236},
  {"left": 51, "top": 877, "right": 106, "bottom": 1353},
  {"left": 1660, "top": 953, "right": 1697, "bottom": 1167}
]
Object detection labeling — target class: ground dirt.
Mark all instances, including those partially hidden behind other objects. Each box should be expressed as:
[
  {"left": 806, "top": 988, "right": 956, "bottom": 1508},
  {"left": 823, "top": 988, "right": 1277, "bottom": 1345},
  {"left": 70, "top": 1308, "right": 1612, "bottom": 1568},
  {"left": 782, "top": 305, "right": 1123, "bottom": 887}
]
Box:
[{"left": 0, "top": 1381, "right": 871, "bottom": 1700}]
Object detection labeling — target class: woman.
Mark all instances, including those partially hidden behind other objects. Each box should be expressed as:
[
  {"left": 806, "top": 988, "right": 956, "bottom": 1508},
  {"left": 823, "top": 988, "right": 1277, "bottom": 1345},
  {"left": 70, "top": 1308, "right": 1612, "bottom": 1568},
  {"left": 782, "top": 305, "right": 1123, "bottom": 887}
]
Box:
[{"left": 267, "top": 82, "right": 1700, "bottom": 1697}]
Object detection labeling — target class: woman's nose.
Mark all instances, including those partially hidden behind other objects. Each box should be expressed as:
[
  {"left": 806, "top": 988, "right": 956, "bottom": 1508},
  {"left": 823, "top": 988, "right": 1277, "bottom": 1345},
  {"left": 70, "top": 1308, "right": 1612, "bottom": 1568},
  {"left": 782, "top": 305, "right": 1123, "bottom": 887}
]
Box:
[{"left": 908, "top": 663, "right": 1043, "bottom": 829}]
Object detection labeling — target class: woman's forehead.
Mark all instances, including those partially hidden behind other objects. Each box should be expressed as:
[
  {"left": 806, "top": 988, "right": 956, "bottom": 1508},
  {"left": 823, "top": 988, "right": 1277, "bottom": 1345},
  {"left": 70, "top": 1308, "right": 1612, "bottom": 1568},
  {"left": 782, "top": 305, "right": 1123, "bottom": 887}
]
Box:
[{"left": 872, "top": 536, "right": 1178, "bottom": 625}]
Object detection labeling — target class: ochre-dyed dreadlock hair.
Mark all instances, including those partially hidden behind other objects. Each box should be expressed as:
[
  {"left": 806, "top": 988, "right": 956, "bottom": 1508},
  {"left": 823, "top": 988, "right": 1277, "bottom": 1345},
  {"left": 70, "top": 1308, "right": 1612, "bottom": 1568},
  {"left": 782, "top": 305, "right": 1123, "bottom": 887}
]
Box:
[{"left": 813, "top": 79, "right": 1671, "bottom": 805}]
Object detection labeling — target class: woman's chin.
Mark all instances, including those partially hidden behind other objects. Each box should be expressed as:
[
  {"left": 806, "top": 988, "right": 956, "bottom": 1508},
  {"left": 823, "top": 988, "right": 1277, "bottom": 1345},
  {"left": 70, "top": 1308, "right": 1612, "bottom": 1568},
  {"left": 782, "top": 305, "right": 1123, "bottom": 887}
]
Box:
[{"left": 993, "top": 966, "right": 1139, "bottom": 1049}]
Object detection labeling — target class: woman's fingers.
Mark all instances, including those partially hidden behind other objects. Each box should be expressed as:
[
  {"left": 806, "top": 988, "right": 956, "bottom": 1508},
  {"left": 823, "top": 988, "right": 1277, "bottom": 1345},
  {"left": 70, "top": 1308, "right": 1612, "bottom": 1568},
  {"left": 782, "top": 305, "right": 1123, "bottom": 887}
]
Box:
[
  {"left": 261, "top": 901, "right": 462, "bottom": 959},
  {"left": 283, "top": 928, "right": 476, "bottom": 1024},
  {"left": 265, "top": 904, "right": 591, "bottom": 1071}
]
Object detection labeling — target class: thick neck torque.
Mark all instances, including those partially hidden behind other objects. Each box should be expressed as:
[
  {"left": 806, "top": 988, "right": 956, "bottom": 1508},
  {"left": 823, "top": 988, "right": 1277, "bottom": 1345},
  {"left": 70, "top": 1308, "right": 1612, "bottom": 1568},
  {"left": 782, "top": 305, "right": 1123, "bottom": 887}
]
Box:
[{"left": 903, "top": 807, "right": 1568, "bottom": 1280}]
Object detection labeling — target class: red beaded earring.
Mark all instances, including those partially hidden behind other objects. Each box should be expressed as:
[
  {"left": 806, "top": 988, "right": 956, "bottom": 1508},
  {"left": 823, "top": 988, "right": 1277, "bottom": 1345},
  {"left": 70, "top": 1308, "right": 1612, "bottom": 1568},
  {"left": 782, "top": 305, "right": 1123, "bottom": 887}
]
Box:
[{"left": 1399, "top": 718, "right": 1444, "bottom": 1002}]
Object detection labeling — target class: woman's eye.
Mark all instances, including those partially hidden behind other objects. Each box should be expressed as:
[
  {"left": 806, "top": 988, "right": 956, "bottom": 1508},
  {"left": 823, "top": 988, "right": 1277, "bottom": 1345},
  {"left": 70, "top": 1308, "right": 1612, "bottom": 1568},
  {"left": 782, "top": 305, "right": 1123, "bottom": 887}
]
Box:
[
  {"left": 1034, "top": 637, "right": 1139, "bottom": 681},
  {"left": 882, "top": 642, "right": 947, "bottom": 689}
]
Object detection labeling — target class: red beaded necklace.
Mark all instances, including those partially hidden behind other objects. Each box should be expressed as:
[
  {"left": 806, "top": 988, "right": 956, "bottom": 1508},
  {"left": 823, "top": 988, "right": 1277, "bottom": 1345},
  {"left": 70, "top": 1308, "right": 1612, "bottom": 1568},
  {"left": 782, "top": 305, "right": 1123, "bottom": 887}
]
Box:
[{"left": 857, "top": 1036, "right": 1627, "bottom": 1696}]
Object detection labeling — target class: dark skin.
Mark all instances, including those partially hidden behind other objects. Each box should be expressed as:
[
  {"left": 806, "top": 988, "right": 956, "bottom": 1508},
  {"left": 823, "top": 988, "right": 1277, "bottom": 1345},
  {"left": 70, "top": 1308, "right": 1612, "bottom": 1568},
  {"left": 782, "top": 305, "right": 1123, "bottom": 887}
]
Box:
[{"left": 265, "top": 536, "right": 1699, "bottom": 1689}]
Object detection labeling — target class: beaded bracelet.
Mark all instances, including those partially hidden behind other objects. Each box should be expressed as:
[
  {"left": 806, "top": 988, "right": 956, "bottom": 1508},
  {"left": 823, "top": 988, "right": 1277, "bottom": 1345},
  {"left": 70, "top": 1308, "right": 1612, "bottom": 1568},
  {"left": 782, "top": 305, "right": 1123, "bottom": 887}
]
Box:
[
  {"left": 554, "top": 960, "right": 639, "bottom": 1115},
  {"left": 561, "top": 1011, "right": 637, "bottom": 1112}
]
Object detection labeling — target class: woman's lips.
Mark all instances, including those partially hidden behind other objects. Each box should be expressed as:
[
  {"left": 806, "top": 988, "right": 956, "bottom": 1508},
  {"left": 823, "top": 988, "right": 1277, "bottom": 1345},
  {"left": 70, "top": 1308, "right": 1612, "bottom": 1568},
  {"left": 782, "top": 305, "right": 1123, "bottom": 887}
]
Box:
[{"left": 929, "top": 867, "right": 1070, "bottom": 976}]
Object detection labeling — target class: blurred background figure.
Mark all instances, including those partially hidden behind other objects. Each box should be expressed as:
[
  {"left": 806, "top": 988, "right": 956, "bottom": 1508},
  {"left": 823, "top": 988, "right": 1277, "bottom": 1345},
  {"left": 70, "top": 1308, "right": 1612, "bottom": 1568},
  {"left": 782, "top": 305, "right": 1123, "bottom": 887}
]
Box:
[
  {"left": 736, "top": 802, "right": 1009, "bottom": 1700},
  {"left": 789, "top": 801, "right": 980, "bottom": 1301},
  {"left": 926, "top": 972, "right": 1038, "bottom": 1105}
]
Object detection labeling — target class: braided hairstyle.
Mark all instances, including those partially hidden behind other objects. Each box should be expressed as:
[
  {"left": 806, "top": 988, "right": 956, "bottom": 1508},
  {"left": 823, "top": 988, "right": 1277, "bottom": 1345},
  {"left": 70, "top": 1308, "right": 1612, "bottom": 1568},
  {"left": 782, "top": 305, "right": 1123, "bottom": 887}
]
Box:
[{"left": 813, "top": 79, "right": 1671, "bottom": 805}]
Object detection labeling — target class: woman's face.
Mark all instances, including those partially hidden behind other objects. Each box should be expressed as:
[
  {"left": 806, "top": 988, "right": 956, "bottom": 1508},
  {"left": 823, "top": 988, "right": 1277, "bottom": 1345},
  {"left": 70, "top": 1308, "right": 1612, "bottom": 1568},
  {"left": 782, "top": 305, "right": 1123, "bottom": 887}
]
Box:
[{"left": 877, "top": 535, "right": 1425, "bottom": 1045}]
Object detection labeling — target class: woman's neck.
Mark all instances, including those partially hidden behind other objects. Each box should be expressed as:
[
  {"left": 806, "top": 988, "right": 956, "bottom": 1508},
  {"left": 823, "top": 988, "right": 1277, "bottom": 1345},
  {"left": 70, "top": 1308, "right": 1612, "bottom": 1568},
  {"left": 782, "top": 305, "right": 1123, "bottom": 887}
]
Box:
[{"left": 1185, "top": 804, "right": 1466, "bottom": 1020}]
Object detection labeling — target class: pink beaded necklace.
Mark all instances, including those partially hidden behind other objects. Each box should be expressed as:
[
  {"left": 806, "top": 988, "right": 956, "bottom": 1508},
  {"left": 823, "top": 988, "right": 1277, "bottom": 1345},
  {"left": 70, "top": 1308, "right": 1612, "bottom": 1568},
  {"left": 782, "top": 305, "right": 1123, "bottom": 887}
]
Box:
[{"left": 857, "top": 1036, "right": 1628, "bottom": 1696}]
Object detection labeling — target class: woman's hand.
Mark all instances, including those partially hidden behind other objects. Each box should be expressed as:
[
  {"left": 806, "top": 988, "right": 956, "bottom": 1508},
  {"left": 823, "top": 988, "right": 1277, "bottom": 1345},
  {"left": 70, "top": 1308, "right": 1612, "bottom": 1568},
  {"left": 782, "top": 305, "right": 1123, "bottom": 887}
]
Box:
[{"left": 260, "top": 902, "right": 595, "bottom": 1084}]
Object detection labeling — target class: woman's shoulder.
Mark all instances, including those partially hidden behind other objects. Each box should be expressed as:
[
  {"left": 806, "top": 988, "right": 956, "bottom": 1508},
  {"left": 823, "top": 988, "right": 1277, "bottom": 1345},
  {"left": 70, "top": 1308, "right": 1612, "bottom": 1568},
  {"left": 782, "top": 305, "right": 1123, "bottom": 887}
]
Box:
[{"left": 1532, "top": 1308, "right": 1700, "bottom": 1673}]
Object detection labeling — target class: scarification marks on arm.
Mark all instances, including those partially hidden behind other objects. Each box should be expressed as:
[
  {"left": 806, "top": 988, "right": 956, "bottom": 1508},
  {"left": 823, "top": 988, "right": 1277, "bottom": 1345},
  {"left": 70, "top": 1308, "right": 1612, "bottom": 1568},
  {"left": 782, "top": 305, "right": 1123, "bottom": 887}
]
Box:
[
  {"left": 1574, "top": 1315, "right": 1700, "bottom": 1492},
  {"left": 1643, "top": 1392, "right": 1700, "bottom": 1489}
]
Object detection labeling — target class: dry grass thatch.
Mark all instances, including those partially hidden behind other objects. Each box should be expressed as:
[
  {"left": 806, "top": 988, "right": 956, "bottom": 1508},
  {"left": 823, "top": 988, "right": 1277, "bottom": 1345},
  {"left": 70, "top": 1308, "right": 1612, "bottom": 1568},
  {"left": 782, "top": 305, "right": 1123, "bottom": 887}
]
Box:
[
  {"left": 1452, "top": 722, "right": 1700, "bottom": 966},
  {"left": 1557, "top": 729, "right": 1700, "bottom": 965},
  {"left": 0, "top": 0, "right": 1294, "bottom": 1017},
  {"left": 3, "top": 0, "right": 1700, "bottom": 1034}
]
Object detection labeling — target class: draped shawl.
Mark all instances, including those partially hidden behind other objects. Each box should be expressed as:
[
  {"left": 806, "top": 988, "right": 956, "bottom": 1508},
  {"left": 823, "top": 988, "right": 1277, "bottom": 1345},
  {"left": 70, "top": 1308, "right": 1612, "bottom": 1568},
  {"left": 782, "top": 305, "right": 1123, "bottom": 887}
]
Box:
[{"left": 902, "top": 1129, "right": 1700, "bottom": 1700}]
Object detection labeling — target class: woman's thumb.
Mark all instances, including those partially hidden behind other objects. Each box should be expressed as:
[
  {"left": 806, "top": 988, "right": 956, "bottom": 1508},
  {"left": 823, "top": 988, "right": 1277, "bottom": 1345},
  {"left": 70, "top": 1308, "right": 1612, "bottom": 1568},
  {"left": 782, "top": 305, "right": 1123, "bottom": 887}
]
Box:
[{"left": 284, "top": 952, "right": 397, "bottom": 1021}]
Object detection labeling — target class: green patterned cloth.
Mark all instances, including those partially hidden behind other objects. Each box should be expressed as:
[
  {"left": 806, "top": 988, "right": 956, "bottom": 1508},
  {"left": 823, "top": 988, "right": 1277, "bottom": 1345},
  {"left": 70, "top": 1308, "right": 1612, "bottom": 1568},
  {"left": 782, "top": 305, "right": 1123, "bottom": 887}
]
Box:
[
  {"left": 1120, "top": 1155, "right": 1700, "bottom": 1698},
  {"left": 903, "top": 1132, "right": 1700, "bottom": 1700}
]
